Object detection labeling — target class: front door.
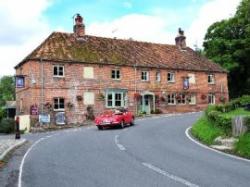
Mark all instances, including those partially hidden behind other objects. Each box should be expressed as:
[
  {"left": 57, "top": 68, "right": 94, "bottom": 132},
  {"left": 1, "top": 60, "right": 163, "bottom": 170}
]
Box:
[{"left": 142, "top": 95, "right": 152, "bottom": 114}]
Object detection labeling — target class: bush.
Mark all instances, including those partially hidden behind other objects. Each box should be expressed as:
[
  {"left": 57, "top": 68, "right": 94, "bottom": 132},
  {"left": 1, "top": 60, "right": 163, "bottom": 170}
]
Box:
[
  {"left": 235, "top": 133, "right": 250, "bottom": 158},
  {"left": 239, "top": 95, "right": 250, "bottom": 106},
  {"left": 0, "top": 118, "right": 15, "bottom": 134},
  {"left": 205, "top": 105, "right": 217, "bottom": 117},
  {"left": 191, "top": 116, "right": 225, "bottom": 145},
  {"left": 151, "top": 109, "right": 162, "bottom": 114}
]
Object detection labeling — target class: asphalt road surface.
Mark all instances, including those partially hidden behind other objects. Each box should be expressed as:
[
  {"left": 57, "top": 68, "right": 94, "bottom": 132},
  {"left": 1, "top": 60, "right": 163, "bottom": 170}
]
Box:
[{"left": 20, "top": 112, "right": 250, "bottom": 187}]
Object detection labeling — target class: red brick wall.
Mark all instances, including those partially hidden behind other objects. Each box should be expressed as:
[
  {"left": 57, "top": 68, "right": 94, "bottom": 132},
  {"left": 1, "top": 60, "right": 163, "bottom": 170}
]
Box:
[{"left": 16, "top": 60, "right": 229, "bottom": 124}]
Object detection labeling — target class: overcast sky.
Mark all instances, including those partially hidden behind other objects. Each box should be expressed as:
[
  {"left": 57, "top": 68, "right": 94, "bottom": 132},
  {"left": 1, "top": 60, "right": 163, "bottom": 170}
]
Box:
[{"left": 0, "top": 0, "right": 241, "bottom": 76}]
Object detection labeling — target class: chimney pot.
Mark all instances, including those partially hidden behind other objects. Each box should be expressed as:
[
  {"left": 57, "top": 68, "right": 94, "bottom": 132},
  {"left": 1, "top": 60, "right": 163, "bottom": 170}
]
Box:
[
  {"left": 73, "top": 14, "right": 85, "bottom": 37},
  {"left": 175, "top": 28, "right": 186, "bottom": 49}
]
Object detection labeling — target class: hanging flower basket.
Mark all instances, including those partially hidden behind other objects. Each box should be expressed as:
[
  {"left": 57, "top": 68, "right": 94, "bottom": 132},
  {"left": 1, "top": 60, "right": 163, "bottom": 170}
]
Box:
[
  {"left": 219, "top": 96, "right": 226, "bottom": 103},
  {"left": 44, "top": 102, "right": 52, "bottom": 109},
  {"left": 98, "top": 93, "right": 105, "bottom": 100},
  {"left": 67, "top": 102, "right": 74, "bottom": 108},
  {"left": 201, "top": 94, "right": 207, "bottom": 100},
  {"left": 76, "top": 95, "right": 83, "bottom": 101},
  {"left": 160, "top": 96, "right": 165, "bottom": 102}
]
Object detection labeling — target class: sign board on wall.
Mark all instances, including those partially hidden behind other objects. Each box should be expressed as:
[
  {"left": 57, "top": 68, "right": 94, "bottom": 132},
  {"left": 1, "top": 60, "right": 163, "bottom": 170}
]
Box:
[
  {"left": 15, "top": 75, "right": 25, "bottom": 88},
  {"left": 30, "top": 104, "right": 39, "bottom": 115},
  {"left": 39, "top": 114, "right": 50, "bottom": 124}
]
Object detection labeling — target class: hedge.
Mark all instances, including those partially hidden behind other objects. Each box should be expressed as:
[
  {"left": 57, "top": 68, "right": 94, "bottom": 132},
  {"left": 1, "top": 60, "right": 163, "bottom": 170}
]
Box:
[{"left": 0, "top": 118, "right": 15, "bottom": 134}]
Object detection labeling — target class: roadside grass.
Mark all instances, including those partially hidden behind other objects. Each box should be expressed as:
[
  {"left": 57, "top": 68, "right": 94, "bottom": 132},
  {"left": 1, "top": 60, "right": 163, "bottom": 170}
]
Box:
[
  {"left": 191, "top": 116, "right": 225, "bottom": 145},
  {"left": 235, "top": 133, "right": 250, "bottom": 159}
]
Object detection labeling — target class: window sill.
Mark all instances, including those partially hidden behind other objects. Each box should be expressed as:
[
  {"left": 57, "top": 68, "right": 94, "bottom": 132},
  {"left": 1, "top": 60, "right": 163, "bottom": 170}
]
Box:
[
  {"left": 53, "top": 76, "right": 65, "bottom": 78},
  {"left": 208, "top": 82, "right": 215, "bottom": 85},
  {"left": 54, "top": 109, "right": 65, "bottom": 112},
  {"left": 167, "top": 81, "right": 175, "bottom": 83}
]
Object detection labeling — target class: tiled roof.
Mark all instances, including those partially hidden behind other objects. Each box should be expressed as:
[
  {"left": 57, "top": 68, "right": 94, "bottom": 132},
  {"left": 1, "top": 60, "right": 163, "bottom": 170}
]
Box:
[{"left": 16, "top": 32, "right": 226, "bottom": 73}]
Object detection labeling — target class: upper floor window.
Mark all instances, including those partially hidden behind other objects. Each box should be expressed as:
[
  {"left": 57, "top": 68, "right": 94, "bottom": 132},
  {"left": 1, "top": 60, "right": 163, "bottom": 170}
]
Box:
[
  {"left": 167, "top": 72, "right": 175, "bottom": 82},
  {"left": 111, "top": 69, "right": 120, "bottom": 80},
  {"left": 141, "top": 71, "right": 149, "bottom": 81},
  {"left": 156, "top": 71, "right": 161, "bottom": 82},
  {"left": 208, "top": 93, "right": 216, "bottom": 104},
  {"left": 53, "top": 65, "right": 64, "bottom": 77},
  {"left": 83, "top": 67, "right": 94, "bottom": 79},
  {"left": 54, "top": 98, "right": 65, "bottom": 111},
  {"left": 208, "top": 74, "right": 215, "bottom": 84}
]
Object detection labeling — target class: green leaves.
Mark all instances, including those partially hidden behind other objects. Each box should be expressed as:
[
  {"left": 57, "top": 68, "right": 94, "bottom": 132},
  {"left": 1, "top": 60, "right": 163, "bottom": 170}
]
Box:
[{"left": 203, "top": 0, "right": 250, "bottom": 98}]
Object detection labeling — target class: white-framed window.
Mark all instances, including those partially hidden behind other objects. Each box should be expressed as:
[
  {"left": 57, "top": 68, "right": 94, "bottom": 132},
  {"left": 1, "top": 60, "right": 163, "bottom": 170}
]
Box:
[
  {"left": 208, "top": 74, "right": 215, "bottom": 84},
  {"left": 176, "top": 94, "right": 186, "bottom": 104},
  {"left": 141, "top": 71, "right": 149, "bottom": 81},
  {"left": 208, "top": 93, "right": 216, "bottom": 104},
  {"left": 156, "top": 71, "right": 161, "bottom": 82},
  {"left": 106, "top": 91, "right": 126, "bottom": 108},
  {"left": 167, "top": 72, "right": 175, "bottom": 82},
  {"left": 83, "top": 67, "right": 94, "bottom": 79},
  {"left": 189, "top": 94, "right": 196, "bottom": 105},
  {"left": 84, "top": 92, "right": 95, "bottom": 105},
  {"left": 54, "top": 98, "right": 65, "bottom": 111},
  {"left": 167, "top": 93, "right": 176, "bottom": 105},
  {"left": 188, "top": 73, "right": 196, "bottom": 84},
  {"left": 53, "top": 65, "right": 64, "bottom": 77},
  {"left": 111, "top": 69, "right": 121, "bottom": 80}
]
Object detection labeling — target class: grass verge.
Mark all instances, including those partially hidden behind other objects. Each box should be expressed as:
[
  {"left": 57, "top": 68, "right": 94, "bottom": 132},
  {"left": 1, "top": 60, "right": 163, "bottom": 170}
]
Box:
[
  {"left": 191, "top": 116, "right": 225, "bottom": 145},
  {"left": 235, "top": 133, "right": 250, "bottom": 159}
]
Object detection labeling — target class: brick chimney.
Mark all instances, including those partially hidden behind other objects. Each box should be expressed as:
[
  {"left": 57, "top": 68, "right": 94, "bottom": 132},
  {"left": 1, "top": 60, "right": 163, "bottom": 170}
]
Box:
[
  {"left": 175, "top": 28, "right": 186, "bottom": 49},
  {"left": 73, "top": 14, "right": 85, "bottom": 37}
]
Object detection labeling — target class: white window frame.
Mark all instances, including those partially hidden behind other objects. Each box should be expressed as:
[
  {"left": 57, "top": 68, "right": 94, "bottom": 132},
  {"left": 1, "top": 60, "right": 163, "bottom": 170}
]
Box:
[
  {"left": 106, "top": 92, "right": 126, "bottom": 108},
  {"left": 167, "top": 72, "right": 175, "bottom": 83},
  {"left": 167, "top": 93, "right": 176, "bottom": 105},
  {"left": 53, "top": 97, "right": 65, "bottom": 111},
  {"left": 141, "top": 71, "right": 149, "bottom": 81},
  {"left": 53, "top": 65, "right": 64, "bottom": 77},
  {"left": 177, "top": 94, "right": 186, "bottom": 105},
  {"left": 208, "top": 93, "right": 216, "bottom": 105},
  {"left": 189, "top": 94, "right": 196, "bottom": 105},
  {"left": 156, "top": 71, "right": 161, "bottom": 82},
  {"left": 208, "top": 74, "right": 215, "bottom": 84},
  {"left": 111, "top": 69, "right": 121, "bottom": 80}
]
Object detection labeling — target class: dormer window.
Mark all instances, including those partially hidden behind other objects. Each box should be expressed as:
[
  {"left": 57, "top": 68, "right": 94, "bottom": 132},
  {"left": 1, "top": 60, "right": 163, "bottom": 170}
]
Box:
[
  {"left": 208, "top": 74, "right": 215, "bottom": 84},
  {"left": 53, "top": 65, "right": 64, "bottom": 77}
]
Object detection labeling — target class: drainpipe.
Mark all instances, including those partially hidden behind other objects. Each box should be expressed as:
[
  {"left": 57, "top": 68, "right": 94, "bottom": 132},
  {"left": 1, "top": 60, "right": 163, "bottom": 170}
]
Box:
[
  {"left": 134, "top": 63, "right": 138, "bottom": 115},
  {"left": 40, "top": 58, "right": 44, "bottom": 115}
]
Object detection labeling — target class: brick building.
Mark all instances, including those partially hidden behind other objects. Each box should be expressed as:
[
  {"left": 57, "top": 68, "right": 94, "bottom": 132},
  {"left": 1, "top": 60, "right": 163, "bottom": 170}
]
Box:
[{"left": 15, "top": 14, "right": 228, "bottom": 124}]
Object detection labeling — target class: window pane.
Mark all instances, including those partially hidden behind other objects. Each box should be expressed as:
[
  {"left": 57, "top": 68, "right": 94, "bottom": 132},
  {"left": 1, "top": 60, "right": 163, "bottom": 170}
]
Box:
[
  {"left": 116, "top": 71, "right": 120, "bottom": 79},
  {"left": 54, "top": 66, "right": 58, "bottom": 75},
  {"left": 111, "top": 70, "right": 115, "bottom": 78}
]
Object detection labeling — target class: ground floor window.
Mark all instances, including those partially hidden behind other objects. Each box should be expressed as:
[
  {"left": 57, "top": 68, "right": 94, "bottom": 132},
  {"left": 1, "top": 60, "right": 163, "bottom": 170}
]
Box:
[
  {"left": 208, "top": 93, "right": 216, "bottom": 104},
  {"left": 189, "top": 94, "right": 196, "bottom": 105},
  {"left": 176, "top": 94, "right": 186, "bottom": 104},
  {"left": 167, "top": 93, "right": 176, "bottom": 105},
  {"left": 106, "top": 90, "right": 127, "bottom": 108},
  {"left": 54, "top": 98, "right": 65, "bottom": 110}
]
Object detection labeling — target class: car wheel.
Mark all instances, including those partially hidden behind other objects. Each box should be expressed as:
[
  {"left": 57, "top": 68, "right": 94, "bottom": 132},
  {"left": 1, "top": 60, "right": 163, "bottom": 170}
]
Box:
[
  {"left": 120, "top": 121, "right": 124, "bottom": 129},
  {"left": 97, "top": 126, "right": 103, "bottom": 130},
  {"left": 130, "top": 117, "right": 135, "bottom": 126}
]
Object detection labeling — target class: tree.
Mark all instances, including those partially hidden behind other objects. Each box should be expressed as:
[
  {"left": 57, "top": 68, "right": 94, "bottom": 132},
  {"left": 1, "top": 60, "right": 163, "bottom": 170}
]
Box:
[
  {"left": 0, "top": 76, "right": 15, "bottom": 120},
  {"left": 203, "top": 0, "right": 250, "bottom": 98}
]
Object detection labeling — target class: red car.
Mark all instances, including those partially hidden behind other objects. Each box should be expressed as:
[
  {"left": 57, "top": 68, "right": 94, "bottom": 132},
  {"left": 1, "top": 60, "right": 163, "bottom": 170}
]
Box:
[{"left": 94, "top": 108, "right": 135, "bottom": 130}]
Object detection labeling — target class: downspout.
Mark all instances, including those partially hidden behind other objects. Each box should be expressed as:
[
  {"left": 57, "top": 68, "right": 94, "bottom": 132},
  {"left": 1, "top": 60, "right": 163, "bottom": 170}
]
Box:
[
  {"left": 134, "top": 63, "right": 137, "bottom": 115},
  {"left": 40, "top": 58, "right": 44, "bottom": 115}
]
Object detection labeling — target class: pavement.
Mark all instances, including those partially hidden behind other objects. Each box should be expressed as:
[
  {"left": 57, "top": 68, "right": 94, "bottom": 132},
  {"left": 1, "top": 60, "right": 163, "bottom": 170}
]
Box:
[{"left": 0, "top": 134, "right": 27, "bottom": 161}]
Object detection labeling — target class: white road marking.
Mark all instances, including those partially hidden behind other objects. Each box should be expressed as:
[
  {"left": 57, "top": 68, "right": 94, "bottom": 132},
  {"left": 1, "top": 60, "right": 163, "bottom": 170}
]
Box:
[
  {"left": 18, "top": 137, "right": 47, "bottom": 187},
  {"left": 114, "top": 135, "right": 126, "bottom": 151},
  {"left": 142, "top": 162, "right": 199, "bottom": 187},
  {"left": 185, "top": 127, "right": 250, "bottom": 163}
]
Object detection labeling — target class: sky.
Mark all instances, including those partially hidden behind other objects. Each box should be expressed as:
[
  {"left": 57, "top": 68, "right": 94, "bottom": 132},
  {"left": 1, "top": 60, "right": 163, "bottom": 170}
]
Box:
[{"left": 0, "top": 0, "right": 241, "bottom": 76}]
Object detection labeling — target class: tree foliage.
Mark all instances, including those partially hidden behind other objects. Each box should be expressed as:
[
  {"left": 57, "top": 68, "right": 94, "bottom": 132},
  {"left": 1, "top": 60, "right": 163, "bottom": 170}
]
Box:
[
  {"left": 0, "top": 76, "right": 15, "bottom": 119},
  {"left": 203, "top": 0, "right": 250, "bottom": 98}
]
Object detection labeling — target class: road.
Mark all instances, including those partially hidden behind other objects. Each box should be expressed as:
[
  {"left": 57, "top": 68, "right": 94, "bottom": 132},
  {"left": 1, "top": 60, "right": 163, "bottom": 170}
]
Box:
[{"left": 19, "top": 112, "right": 250, "bottom": 187}]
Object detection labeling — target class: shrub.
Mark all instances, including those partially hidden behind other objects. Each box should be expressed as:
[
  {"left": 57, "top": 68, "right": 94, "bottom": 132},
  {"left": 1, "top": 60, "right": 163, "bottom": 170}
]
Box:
[
  {"left": 235, "top": 133, "right": 250, "bottom": 158},
  {"left": 152, "top": 109, "right": 162, "bottom": 114},
  {"left": 207, "top": 110, "right": 222, "bottom": 122},
  {"left": 205, "top": 105, "right": 217, "bottom": 117},
  {"left": 239, "top": 95, "right": 250, "bottom": 106},
  {"left": 191, "top": 116, "right": 224, "bottom": 145},
  {"left": 0, "top": 118, "right": 15, "bottom": 134}
]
